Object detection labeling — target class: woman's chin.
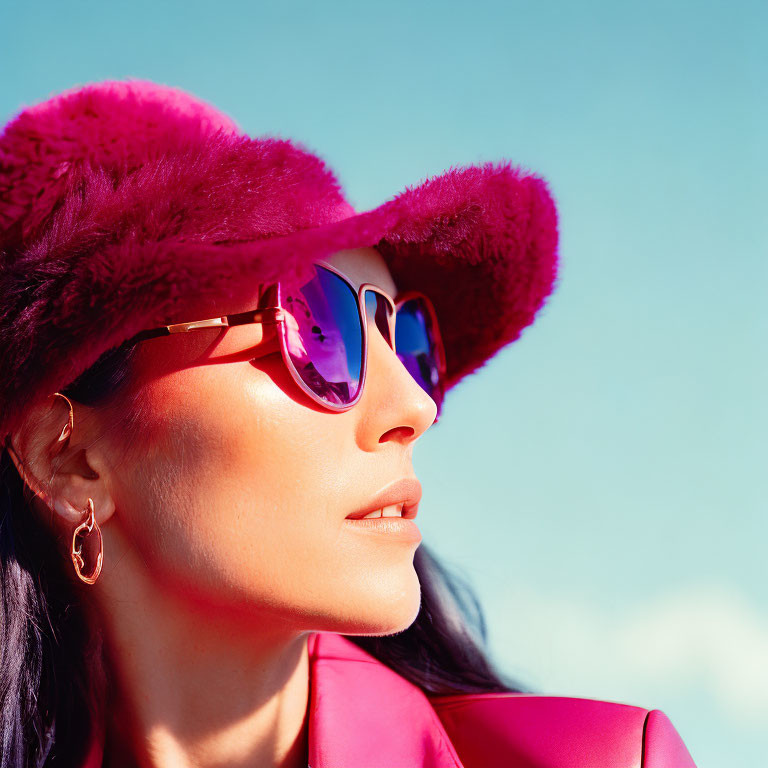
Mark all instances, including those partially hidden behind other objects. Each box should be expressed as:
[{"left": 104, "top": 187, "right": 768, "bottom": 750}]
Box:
[{"left": 319, "top": 572, "right": 422, "bottom": 637}]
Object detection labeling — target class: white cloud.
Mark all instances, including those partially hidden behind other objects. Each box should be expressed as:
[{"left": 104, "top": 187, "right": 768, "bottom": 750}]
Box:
[{"left": 483, "top": 584, "right": 768, "bottom": 728}]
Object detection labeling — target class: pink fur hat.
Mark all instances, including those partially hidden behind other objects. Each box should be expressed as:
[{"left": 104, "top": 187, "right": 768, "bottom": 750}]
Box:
[{"left": 0, "top": 79, "right": 559, "bottom": 439}]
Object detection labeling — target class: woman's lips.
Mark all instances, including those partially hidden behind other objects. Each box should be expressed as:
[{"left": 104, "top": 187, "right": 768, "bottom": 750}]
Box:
[
  {"left": 342, "top": 516, "right": 422, "bottom": 543},
  {"left": 343, "top": 476, "right": 422, "bottom": 542},
  {"left": 345, "top": 477, "right": 422, "bottom": 520}
]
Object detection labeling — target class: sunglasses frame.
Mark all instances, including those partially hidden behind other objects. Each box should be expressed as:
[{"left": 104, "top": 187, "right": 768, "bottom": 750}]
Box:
[{"left": 120, "top": 260, "right": 447, "bottom": 416}]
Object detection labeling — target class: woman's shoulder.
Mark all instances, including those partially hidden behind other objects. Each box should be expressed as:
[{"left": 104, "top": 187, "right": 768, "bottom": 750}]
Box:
[
  {"left": 309, "top": 631, "right": 697, "bottom": 768},
  {"left": 427, "top": 691, "right": 697, "bottom": 768}
]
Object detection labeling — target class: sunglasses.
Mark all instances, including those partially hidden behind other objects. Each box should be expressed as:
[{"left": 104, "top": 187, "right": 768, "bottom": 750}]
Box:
[{"left": 124, "top": 261, "right": 447, "bottom": 420}]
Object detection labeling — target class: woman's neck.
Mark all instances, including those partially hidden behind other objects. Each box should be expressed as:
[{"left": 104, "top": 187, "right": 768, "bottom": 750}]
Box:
[{"left": 93, "top": 545, "right": 311, "bottom": 768}]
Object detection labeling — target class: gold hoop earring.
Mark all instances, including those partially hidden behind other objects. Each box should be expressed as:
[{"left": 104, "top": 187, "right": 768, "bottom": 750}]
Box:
[{"left": 71, "top": 497, "right": 104, "bottom": 585}]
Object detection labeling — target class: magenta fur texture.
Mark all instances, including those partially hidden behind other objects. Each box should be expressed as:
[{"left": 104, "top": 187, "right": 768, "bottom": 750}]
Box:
[{"left": 0, "top": 79, "right": 559, "bottom": 439}]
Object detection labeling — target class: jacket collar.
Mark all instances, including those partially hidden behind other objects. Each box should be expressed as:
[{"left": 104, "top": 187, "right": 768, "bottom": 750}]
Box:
[
  {"left": 307, "top": 631, "right": 464, "bottom": 768},
  {"left": 81, "top": 631, "right": 464, "bottom": 768}
]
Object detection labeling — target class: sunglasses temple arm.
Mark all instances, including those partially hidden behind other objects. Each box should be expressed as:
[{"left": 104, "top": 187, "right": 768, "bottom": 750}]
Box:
[{"left": 121, "top": 307, "right": 285, "bottom": 347}]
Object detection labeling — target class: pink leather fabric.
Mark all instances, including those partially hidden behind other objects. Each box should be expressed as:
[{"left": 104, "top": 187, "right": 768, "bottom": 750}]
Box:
[
  {"left": 307, "top": 631, "right": 464, "bottom": 767},
  {"left": 433, "top": 692, "right": 697, "bottom": 768},
  {"left": 308, "top": 632, "right": 697, "bottom": 768},
  {"left": 81, "top": 631, "right": 696, "bottom": 767},
  {"left": 642, "top": 709, "right": 697, "bottom": 768},
  {"left": 430, "top": 693, "right": 646, "bottom": 767}
]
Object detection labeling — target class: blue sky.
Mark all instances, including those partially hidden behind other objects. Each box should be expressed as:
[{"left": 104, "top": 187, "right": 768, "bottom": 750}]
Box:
[{"left": 2, "top": 1, "right": 765, "bottom": 764}]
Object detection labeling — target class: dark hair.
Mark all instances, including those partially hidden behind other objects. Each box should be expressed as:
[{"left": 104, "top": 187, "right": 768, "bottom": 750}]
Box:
[{"left": 0, "top": 341, "right": 521, "bottom": 767}]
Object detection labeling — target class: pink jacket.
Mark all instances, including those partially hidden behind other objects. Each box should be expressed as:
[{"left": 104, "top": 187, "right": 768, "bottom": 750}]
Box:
[
  {"left": 84, "top": 630, "right": 697, "bottom": 767},
  {"left": 306, "top": 631, "right": 697, "bottom": 768}
]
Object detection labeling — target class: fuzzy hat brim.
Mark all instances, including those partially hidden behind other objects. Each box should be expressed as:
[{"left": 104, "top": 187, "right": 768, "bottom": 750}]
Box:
[{"left": 0, "top": 80, "right": 558, "bottom": 440}]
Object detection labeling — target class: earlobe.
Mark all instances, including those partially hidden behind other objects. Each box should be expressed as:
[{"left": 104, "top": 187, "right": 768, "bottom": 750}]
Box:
[{"left": 52, "top": 494, "right": 114, "bottom": 528}]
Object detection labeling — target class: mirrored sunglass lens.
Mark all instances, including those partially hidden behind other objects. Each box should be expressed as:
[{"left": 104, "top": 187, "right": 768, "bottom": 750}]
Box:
[
  {"left": 280, "top": 266, "right": 363, "bottom": 406},
  {"left": 395, "top": 297, "right": 444, "bottom": 415}
]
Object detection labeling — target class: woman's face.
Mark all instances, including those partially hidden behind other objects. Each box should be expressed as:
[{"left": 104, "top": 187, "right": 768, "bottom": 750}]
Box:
[{"left": 101, "top": 247, "right": 438, "bottom": 636}]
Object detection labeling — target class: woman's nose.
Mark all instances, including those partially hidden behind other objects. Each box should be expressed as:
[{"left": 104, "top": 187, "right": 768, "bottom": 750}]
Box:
[{"left": 355, "top": 305, "right": 438, "bottom": 448}]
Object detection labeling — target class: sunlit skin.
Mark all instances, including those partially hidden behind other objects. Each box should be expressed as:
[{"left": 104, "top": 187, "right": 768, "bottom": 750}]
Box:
[{"left": 11, "top": 247, "right": 438, "bottom": 768}]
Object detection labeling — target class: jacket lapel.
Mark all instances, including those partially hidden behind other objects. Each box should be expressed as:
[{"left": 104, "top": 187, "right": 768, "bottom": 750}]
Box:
[{"left": 307, "top": 631, "right": 465, "bottom": 768}]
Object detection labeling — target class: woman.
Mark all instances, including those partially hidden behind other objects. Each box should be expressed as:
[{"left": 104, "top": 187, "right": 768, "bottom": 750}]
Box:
[{"left": 0, "top": 80, "right": 695, "bottom": 767}]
